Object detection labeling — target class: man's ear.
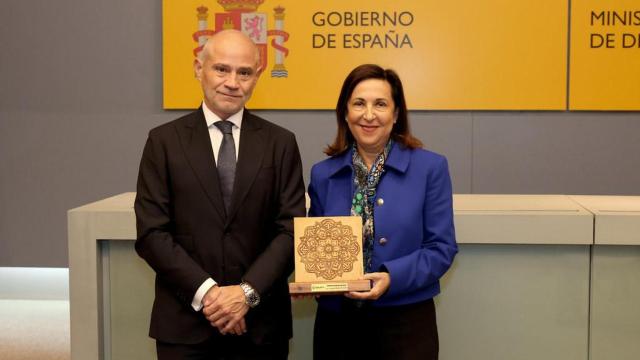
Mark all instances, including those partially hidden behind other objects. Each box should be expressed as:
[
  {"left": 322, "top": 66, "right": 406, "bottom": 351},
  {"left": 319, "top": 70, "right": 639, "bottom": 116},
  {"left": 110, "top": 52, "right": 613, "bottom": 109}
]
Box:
[{"left": 193, "top": 58, "right": 203, "bottom": 80}]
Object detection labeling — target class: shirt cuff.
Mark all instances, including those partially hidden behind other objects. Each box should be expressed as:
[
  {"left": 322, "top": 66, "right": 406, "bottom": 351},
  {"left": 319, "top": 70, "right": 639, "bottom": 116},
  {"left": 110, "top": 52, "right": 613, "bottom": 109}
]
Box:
[{"left": 191, "top": 278, "right": 217, "bottom": 311}]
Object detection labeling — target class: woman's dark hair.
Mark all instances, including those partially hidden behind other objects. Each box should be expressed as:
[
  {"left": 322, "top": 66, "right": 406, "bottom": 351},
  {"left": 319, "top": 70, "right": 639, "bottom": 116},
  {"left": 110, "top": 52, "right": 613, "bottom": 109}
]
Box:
[{"left": 325, "top": 64, "right": 423, "bottom": 156}]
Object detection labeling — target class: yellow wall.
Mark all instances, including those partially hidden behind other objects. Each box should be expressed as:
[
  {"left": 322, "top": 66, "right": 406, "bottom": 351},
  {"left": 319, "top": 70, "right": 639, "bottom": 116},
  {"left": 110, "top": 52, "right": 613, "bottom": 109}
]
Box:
[
  {"left": 570, "top": 0, "right": 640, "bottom": 110},
  {"left": 164, "top": 0, "right": 638, "bottom": 111}
]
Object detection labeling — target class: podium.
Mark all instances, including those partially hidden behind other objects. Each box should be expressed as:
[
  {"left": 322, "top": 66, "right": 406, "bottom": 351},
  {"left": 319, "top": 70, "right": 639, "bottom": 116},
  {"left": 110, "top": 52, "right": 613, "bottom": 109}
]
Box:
[
  {"left": 68, "top": 193, "right": 640, "bottom": 360},
  {"left": 570, "top": 196, "right": 640, "bottom": 360}
]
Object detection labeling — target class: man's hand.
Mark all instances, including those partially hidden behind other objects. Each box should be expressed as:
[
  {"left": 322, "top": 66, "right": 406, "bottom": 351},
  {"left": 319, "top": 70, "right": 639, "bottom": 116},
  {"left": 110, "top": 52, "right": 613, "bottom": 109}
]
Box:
[
  {"left": 202, "top": 284, "right": 222, "bottom": 308},
  {"left": 345, "top": 272, "right": 390, "bottom": 301},
  {"left": 227, "top": 318, "right": 247, "bottom": 336},
  {"left": 202, "top": 285, "right": 249, "bottom": 335}
]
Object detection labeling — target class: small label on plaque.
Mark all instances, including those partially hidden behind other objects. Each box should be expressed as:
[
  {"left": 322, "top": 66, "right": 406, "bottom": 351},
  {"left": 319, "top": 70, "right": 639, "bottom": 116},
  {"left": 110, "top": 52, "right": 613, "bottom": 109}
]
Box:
[{"left": 311, "top": 283, "right": 349, "bottom": 292}]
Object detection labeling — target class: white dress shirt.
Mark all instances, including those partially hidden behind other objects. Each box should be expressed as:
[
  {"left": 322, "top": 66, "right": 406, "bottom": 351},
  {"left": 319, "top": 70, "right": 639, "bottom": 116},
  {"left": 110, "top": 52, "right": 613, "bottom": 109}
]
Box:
[
  {"left": 191, "top": 101, "right": 243, "bottom": 311},
  {"left": 203, "top": 101, "right": 242, "bottom": 164}
]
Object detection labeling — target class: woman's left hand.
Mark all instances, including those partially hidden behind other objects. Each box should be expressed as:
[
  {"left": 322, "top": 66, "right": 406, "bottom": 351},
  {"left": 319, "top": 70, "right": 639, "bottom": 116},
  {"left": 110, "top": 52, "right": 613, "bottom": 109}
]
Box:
[{"left": 345, "top": 272, "right": 390, "bottom": 300}]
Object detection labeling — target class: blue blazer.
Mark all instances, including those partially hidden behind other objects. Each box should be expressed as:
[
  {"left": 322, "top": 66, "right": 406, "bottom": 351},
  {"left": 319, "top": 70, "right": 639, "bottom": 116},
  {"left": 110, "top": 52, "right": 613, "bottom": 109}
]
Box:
[{"left": 308, "top": 143, "right": 458, "bottom": 308}]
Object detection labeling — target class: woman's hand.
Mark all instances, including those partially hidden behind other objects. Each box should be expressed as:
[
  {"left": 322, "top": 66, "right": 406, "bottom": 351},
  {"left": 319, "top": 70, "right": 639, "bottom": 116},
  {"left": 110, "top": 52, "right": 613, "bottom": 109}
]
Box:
[{"left": 345, "top": 272, "right": 390, "bottom": 301}]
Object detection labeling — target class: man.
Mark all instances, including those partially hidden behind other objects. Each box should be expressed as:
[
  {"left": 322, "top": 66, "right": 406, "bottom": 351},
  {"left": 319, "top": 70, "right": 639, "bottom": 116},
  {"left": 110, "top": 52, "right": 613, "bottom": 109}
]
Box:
[{"left": 135, "top": 30, "right": 305, "bottom": 359}]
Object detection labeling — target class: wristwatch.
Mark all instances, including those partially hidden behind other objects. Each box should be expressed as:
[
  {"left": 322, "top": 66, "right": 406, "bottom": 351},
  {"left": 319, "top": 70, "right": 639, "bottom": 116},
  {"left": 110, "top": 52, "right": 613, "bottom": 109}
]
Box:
[{"left": 240, "top": 282, "right": 260, "bottom": 308}]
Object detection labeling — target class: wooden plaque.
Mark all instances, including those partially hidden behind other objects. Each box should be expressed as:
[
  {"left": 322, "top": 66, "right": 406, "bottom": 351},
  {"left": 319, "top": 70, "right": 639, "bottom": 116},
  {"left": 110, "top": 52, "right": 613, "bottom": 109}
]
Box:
[{"left": 289, "top": 216, "right": 372, "bottom": 294}]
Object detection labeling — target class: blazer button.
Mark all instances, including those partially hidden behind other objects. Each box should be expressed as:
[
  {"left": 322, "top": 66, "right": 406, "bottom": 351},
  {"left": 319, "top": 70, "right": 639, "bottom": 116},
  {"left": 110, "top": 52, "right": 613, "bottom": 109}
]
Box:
[
  {"left": 377, "top": 198, "right": 384, "bottom": 206},
  {"left": 379, "top": 237, "right": 388, "bottom": 245}
]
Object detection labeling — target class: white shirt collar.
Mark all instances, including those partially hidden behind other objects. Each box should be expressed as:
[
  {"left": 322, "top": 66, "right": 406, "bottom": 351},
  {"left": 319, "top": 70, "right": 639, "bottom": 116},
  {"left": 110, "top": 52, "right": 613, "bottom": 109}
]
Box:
[{"left": 202, "top": 101, "right": 243, "bottom": 130}]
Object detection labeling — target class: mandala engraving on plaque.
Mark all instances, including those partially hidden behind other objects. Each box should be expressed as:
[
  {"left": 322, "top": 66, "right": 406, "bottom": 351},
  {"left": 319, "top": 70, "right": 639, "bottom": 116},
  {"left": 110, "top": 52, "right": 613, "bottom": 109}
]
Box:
[{"left": 297, "top": 219, "right": 360, "bottom": 280}]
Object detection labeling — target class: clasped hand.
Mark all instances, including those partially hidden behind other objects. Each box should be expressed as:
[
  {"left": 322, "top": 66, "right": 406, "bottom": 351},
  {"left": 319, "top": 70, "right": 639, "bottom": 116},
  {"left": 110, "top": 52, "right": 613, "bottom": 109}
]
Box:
[{"left": 202, "top": 285, "right": 248, "bottom": 335}]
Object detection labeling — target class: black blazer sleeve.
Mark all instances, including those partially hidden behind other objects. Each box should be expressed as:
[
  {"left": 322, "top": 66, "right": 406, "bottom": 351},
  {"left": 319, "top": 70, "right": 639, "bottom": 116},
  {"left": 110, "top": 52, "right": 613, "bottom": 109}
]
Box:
[{"left": 134, "top": 130, "right": 210, "bottom": 304}]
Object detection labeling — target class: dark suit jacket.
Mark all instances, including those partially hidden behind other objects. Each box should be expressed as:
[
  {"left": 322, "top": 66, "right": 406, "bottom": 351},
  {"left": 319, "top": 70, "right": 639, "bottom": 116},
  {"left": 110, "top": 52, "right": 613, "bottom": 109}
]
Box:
[{"left": 134, "top": 108, "right": 305, "bottom": 345}]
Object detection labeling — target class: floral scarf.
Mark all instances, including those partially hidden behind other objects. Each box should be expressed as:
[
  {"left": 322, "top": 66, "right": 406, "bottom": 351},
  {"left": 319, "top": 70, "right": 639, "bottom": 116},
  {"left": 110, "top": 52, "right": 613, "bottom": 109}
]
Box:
[{"left": 351, "top": 140, "right": 393, "bottom": 272}]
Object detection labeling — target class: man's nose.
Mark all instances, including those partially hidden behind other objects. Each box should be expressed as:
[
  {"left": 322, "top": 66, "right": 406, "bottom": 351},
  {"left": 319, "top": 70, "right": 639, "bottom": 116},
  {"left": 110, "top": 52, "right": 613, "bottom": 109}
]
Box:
[{"left": 224, "top": 73, "right": 240, "bottom": 89}]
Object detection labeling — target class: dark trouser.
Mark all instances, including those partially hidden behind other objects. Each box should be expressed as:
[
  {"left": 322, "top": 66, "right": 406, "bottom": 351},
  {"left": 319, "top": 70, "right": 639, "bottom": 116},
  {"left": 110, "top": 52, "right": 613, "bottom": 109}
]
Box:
[
  {"left": 313, "top": 298, "right": 438, "bottom": 360},
  {"left": 156, "top": 336, "right": 288, "bottom": 360}
]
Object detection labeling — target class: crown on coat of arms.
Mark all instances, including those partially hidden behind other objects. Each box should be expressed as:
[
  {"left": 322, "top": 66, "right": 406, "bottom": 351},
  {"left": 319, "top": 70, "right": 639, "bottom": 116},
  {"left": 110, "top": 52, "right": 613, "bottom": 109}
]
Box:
[
  {"left": 217, "top": 0, "right": 264, "bottom": 12},
  {"left": 196, "top": 5, "right": 208, "bottom": 20}
]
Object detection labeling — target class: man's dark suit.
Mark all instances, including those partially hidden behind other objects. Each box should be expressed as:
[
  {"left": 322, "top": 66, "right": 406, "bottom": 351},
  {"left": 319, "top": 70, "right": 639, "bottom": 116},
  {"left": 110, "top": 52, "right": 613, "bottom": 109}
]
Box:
[{"left": 134, "top": 107, "right": 305, "bottom": 346}]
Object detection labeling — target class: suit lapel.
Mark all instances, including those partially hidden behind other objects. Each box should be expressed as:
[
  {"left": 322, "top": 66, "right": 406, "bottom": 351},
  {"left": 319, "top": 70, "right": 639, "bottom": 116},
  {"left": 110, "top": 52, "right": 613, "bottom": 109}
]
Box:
[
  {"left": 226, "top": 111, "right": 265, "bottom": 223},
  {"left": 179, "top": 108, "right": 226, "bottom": 219}
]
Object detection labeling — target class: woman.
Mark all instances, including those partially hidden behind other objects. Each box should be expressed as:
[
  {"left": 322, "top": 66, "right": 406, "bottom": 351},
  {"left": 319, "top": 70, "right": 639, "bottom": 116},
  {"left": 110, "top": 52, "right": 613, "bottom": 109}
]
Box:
[{"left": 308, "top": 64, "right": 458, "bottom": 360}]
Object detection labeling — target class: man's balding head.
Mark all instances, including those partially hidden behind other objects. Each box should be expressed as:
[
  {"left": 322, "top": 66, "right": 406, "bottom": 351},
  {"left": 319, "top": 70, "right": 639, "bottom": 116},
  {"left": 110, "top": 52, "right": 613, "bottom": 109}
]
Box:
[
  {"left": 198, "top": 30, "right": 261, "bottom": 70},
  {"left": 194, "top": 30, "right": 262, "bottom": 119}
]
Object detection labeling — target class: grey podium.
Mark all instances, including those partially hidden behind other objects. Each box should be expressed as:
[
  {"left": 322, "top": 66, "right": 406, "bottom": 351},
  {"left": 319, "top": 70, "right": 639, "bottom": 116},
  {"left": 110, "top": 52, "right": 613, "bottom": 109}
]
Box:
[
  {"left": 70, "top": 193, "right": 616, "bottom": 360},
  {"left": 438, "top": 195, "right": 593, "bottom": 360},
  {"left": 570, "top": 195, "right": 640, "bottom": 360}
]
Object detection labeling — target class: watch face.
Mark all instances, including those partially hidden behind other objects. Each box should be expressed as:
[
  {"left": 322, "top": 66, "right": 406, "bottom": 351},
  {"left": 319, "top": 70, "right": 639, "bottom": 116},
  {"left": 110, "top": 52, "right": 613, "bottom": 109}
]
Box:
[
  {"left": 247, "top": 293, "right": 259, "bottom": 307},
  {"left": 241, "top": 283, "right": 260, "bottom": 307}
]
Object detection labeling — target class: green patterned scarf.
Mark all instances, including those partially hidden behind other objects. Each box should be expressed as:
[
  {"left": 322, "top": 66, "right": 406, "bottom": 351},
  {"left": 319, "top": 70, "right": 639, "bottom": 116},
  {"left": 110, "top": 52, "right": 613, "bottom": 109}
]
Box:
[{"left": 351, "top": 140, "right": 393, "bottom": 272}]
